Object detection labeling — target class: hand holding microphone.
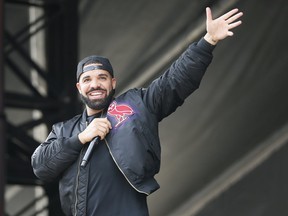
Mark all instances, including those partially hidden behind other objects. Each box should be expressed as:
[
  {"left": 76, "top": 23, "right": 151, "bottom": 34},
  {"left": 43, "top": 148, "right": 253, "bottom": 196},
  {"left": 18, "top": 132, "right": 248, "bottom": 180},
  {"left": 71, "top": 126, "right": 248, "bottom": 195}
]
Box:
[{"left": 78, "top": 118, "right": 112, "bottom": 167}]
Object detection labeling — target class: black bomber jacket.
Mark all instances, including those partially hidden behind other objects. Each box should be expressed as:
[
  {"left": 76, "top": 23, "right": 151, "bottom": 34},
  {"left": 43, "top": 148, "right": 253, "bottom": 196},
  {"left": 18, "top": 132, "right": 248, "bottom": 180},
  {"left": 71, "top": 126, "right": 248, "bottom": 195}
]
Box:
[{"left": 31, "top": 38, "right": 214, "bottom": 215}]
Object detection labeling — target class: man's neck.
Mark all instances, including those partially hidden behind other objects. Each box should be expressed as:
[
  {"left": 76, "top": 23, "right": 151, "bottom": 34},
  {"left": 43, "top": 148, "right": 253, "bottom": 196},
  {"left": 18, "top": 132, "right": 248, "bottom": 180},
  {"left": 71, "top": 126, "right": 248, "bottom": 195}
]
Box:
[{"left": 86, "top": 107, "right": 103, "bottom": 116}]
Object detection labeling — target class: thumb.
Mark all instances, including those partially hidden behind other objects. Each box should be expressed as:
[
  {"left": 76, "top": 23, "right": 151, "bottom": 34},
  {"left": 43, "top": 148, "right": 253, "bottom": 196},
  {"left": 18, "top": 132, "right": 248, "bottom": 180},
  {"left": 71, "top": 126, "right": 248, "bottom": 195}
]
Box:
[{"left": 206, "top": 7, "right": 212, "bottom": 23}]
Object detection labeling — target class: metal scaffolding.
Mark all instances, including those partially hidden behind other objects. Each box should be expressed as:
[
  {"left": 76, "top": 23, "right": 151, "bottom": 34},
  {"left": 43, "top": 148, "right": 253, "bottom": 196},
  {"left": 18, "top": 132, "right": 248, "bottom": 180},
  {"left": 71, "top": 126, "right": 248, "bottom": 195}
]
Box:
[
  {"left": 4, "top": 0, "right": 79, "bottom": 215},
  {"left": 0, "top": 0, "right": 6, "bottom": 214}
]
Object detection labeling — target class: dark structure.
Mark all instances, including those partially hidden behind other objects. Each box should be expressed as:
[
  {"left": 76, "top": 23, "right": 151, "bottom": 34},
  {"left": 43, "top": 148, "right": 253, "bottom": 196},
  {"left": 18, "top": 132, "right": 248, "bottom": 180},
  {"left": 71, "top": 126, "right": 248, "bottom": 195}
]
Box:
[
  {"left": 2, "top": 0, "right": 288, "bottom": 215},
  {"left": 3, "top": 0, "right": 79, "bottom": 215}
]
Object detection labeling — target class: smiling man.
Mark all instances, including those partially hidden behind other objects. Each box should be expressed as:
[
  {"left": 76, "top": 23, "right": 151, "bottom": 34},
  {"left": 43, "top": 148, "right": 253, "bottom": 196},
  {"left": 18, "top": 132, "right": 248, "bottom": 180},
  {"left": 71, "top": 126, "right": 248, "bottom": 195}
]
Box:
[
  {"left": 77, "top": 60, "right": 116, "bottom": 115},
  {"left": 31, "top": 7, "right": 243, "bottom": 216}
]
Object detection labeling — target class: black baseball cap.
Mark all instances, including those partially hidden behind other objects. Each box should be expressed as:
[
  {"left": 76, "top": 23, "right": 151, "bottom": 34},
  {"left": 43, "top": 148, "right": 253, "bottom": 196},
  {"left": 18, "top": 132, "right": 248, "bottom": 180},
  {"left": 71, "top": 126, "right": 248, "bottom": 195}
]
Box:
[{"left": 76, "top": 55, "right": 114, "bottom": 81}]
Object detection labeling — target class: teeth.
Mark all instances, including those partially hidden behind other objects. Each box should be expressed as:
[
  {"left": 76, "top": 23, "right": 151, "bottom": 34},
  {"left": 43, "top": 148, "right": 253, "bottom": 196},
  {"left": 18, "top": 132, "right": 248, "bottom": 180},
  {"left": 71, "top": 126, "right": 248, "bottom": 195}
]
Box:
[
  {"left": 91, "top": 92, "right": 101, "bottom": 95},
  {"left": 90, "top": 91, "right": 103, "bottom": 96}
]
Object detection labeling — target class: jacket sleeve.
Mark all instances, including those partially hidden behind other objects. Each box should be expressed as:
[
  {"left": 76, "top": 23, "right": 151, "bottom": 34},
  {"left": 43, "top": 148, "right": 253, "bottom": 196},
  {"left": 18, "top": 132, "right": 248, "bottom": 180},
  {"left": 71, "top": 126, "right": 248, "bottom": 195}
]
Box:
[
  {"left": 142, "top": 37, "right": 215, "bottom": 121},
  {"left": 31, "top": 122, "right": 83, "bottom": 182}
]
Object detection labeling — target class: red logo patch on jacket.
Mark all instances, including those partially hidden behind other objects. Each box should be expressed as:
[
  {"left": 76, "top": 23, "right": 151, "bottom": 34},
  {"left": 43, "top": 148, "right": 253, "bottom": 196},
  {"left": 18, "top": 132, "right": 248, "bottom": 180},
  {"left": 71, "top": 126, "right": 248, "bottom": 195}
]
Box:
[{"left": 108, "top": 101, "right": 134, "bottom": 127}]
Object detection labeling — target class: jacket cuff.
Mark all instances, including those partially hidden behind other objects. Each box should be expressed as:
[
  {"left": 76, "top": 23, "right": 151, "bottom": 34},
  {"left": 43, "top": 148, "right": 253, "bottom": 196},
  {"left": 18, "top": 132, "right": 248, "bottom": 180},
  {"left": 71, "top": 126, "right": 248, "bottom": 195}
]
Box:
[
  {"left": 197, "top": 37, "right": 216, "bottom": 53},
  {"left": 69, "top": 134, "right": 84, "bottom": 151}
]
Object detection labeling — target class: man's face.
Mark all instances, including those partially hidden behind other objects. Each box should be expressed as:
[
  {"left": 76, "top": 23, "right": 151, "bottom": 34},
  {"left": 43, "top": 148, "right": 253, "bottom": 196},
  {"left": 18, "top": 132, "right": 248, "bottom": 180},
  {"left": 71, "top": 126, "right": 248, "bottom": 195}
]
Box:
[{"left": 76, "top": 64, "right": 116, "bottom": 114}]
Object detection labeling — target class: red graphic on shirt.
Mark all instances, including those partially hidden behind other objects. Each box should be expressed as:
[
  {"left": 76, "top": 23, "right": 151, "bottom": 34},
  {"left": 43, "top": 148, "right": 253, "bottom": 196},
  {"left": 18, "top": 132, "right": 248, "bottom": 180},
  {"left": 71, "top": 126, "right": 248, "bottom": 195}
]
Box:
[{"left": 108, "top": 101, "right": 134, "bottom": 127}]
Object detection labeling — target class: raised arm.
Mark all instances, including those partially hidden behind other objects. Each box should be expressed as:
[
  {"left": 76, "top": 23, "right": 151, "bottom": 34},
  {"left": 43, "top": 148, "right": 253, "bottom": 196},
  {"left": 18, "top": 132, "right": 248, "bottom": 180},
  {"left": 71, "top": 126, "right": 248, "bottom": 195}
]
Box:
[
  {"left": 142, "top": 7, "right": 243, "bottom": 121},
  {"left": 204, "top": 7, "right": 243, "bottom": 45}
]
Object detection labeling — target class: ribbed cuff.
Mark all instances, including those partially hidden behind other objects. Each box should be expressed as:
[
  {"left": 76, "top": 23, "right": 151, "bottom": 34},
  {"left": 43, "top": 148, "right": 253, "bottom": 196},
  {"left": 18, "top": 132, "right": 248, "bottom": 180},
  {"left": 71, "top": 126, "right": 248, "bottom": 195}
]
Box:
[
  {"left": 69, "top": 134, "right": 84, "bottom": 151},
  {"left": 197, "top": 37, "right": 216, "bottom": 53}
]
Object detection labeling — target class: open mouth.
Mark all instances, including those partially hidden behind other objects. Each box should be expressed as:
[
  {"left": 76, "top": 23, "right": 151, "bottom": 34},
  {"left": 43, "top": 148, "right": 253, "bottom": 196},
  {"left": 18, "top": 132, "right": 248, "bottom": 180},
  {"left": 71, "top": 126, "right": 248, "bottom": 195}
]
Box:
[{"left": 88, "top": 90, "right": 106, "bottom": 99}]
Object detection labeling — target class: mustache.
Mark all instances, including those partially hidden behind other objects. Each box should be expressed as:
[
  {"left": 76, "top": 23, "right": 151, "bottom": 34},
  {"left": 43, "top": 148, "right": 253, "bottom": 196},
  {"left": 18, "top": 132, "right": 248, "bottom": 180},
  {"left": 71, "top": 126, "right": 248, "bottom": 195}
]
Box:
[{"left": 87, "top": 87, "right": 106, "bottom": 94}]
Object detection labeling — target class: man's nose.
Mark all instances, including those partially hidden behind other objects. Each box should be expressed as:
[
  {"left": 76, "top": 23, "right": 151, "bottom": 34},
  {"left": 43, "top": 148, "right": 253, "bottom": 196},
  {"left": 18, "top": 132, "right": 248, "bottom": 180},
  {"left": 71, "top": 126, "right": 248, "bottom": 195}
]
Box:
[{"left": 90, "top": 79, "right": 101, "bottom": 88}]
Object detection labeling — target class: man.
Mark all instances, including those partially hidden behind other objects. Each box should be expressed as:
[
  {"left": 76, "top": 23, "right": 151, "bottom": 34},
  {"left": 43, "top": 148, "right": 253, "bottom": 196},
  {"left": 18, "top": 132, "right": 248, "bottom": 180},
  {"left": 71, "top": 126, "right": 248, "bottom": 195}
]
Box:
[{"left": 31, "top": 7, "right": 243, "bottom": 216}]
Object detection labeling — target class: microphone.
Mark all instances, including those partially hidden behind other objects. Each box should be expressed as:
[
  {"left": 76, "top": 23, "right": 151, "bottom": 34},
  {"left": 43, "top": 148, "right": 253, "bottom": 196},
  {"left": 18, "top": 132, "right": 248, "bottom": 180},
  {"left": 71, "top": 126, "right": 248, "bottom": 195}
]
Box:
[{"left": 81, "top": 136, "right": 100, "bottom": 167}]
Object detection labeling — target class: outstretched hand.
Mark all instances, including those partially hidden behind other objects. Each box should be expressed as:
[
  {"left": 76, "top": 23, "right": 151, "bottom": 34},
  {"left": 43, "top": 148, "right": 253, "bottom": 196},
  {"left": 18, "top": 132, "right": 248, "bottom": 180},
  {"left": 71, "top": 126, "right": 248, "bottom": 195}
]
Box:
[{"left": 204, "top": 7, "right": 243, "bottom": 45}]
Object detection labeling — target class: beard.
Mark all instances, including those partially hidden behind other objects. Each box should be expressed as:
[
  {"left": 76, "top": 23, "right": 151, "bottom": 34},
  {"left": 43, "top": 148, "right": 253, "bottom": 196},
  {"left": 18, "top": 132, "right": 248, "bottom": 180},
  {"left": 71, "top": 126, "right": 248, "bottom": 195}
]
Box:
[{"left": 80, "top": 88, "right": 115, "bottom": 111}]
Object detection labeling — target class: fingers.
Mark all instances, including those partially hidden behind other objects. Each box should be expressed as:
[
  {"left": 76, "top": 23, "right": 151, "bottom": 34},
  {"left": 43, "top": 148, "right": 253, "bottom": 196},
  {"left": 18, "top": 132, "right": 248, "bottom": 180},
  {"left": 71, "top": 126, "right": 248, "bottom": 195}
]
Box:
[
  {"left": 97, "top": 123, "right": 111, "bottom": 139},
  {"left": 79, "top": 118, "right": 112, "bottom": 144},
  {"left": 228, "top": 20, "right": 242, "bottom": 30},
  {"left": 90, "top": 118, "right": 112, "bottom": 140},
  {"left": 221, "top": 8, "right": 240, "bottom": 20},
  {"left": 227, "top": 31, "right": 234, "bottom": 37},
  {"left": 206, "top": 7, "right": 243, "bottom": 41},
  {"left": 223, "top": 8, "right": 243, "bottom": 31},
  {"left": 94, "top": 118, "right": 112, "bottom": 130},
  {"left": 226, "top": 11, "right": 243, "bottom": 24}
]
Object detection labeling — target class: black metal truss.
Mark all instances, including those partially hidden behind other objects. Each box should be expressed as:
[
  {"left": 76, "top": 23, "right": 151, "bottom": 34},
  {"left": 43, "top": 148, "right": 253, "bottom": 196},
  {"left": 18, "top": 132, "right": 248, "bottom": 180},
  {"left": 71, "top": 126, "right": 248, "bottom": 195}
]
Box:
[{"left": 3, "top": 0, "right": 79, "bottom": 215}]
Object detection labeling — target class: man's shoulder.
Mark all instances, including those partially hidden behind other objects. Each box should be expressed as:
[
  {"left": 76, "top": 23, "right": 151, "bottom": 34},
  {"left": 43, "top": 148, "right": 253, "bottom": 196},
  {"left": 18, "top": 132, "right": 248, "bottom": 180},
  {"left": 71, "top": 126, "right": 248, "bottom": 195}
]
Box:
[
  {"left": 116, "top": 88, "right": 145, "bottom": 99},
  {"left": 54, "top": 113, "right": 83, "bottom": 128}
]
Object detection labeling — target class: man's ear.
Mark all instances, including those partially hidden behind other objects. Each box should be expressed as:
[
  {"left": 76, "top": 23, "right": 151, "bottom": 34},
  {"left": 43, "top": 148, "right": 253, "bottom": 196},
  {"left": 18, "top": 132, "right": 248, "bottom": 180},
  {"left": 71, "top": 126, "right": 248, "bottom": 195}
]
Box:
[
  {"left": 76, "top": 83, "right": 82, "bottom": 94},
  {"left": 112, "top": 78, "right": 117, "bottom": 90}
]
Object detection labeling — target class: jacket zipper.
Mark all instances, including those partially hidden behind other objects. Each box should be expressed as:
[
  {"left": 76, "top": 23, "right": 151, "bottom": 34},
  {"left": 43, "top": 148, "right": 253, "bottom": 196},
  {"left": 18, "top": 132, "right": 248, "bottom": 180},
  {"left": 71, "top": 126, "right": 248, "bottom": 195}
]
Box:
[
  {"left": 104, "top": 138, "right": 149, "bottom": 196},
  {"left": 73, "top": 148, "right": 84, "bottom": 216},
  {"left": 73, "top": 121, "right": 88, "bottom": 216}
]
